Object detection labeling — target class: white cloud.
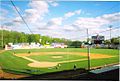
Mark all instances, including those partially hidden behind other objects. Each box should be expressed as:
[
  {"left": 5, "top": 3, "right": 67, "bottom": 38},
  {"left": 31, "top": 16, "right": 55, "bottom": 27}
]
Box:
[
  {"left": 99, "top": 12, "right": 120, "bottom": 22},
  {"left": 0, "top": 8, "right": 8, "bottom": 21},
  {"left": 0, "top": 8, "right": 8, "bottom": 15},
  {"left": 73, "top": 17, "right": 108, "bottom": 29},
  {"left": 64, "top": 12, "right": 75, "bottom": 18},
  {"left": 13, "top": 1, "right": 82, "bottom": 32},
  {"left": 0, "top": 7, "right": 24, "bottom": 31},
  {"left": 29, "top": 1, "right": 49, "bottom": 14},
  {"left": 47, "top": 12, "right": 119, "bottom": 40},
  {"left": 24, "top": 9, "right": 43, "bottom": 23},
  {"left": 73, "top": 12, "right": 120, "bottom": 29},
  {"left": 75, "top": 10, "right": 81, "bottom": 15},
  {"left": 0, "top": 25, "right": 12, "bottom": 31},
  {"left": 0, "top": 16, "right": 5, "bottom": 21},
  {"left": 45, "top": 9, "right": 82, "bottom": 28},
  {"left": 13, "top": 17, "right": 22, "bottom": 23},
  {"left": 62, "top": 25, "right": 77, "bottom": 31},
  {"left": 1, "top": 1, "right": 50, "bottom": 33},
  {"left": 66, "top": 12, "right": 120, "bottom": 40},
  {"left": 14, "top": 1, "right": 49, "bottom": 24},
  {"left": 51, "top": 2, "right": 59, "bottom": 7},
  {"left": 47, "top": 0, "right": 59, "bottom": 7},
  {"left": 64, "top": 10, "right": 81, "bottom": 18},
  {"left": 26, "top": 1, "right": 49, "bottom": 23},
  {"left": 48, "top": 17, "right": 63, "bottom": 25},
  {"left": 39, "top": 12, "right": 120, "bottom": 41}
]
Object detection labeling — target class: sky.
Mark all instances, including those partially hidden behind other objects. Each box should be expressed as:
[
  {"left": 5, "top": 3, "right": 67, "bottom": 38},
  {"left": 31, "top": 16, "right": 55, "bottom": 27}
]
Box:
[{"left": 0, "top": 0, "right": 120, "bottom": 41}]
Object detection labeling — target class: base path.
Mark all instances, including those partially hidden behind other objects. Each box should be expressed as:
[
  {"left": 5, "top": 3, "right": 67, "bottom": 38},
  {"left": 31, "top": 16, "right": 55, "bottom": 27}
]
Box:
[
  {"left": 22, "top": 56, "right": 58, "bottom": 68},
  {"left": 0, "top": 50, "right": 5, "bottom": 54},
  {"left": 28, "top": 62, "right": 58, "bottom": 68},
  {"left": 14, "top": 52, "right": 115, "bottom": 68},
  {"left": 22, "top": 56, "right": 38, "bottom": 63},
  {"left": 52, "top": 56, "right": 63, "bottom": 58}
]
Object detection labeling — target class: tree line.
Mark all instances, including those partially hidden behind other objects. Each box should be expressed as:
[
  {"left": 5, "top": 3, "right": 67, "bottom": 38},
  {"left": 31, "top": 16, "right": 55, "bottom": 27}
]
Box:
[
  {"left": 0, "top": 30, "right": 71, "bottom": 48},
  {"left": 0, "top": 30, "right": 119, "bottom": 48}
]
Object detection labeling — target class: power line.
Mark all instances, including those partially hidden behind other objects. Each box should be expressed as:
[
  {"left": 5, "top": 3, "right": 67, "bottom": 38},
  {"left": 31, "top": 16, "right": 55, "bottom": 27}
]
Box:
[
  {"left": 10, "top": 0, "right": 33, "bottom": 34},
  {"left": 72, "top": 26, "right": 120, "bottom": 40},
  {"left": 89, "top": 26, "right": 120, "bottom": 36},
  {"left": 59, "top": 26, "right": 120, "bottom": 40}
]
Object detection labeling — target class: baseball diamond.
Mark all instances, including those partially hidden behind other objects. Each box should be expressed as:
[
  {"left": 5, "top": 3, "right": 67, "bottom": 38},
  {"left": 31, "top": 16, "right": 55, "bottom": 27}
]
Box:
[{"left": 0, "top": 48, "right": 119, "bottom": 79}]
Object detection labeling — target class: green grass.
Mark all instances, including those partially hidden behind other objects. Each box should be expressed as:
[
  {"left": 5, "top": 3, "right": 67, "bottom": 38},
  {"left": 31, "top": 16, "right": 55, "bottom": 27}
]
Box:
[
  {"left": 91, "top": 56, "right": 119, "bottom": 66},
  {"left": 0, "top": 48, "right": 119, "bottom": 75},
  {"left": 28, "top": 54, "right": 87, "bottom": 62},
  {"left": 11, "top": 48, "right": 119, "bottom": 55}
]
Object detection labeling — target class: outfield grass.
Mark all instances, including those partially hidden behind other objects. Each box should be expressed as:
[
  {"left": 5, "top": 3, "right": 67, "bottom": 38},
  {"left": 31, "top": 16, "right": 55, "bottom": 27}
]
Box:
[
  {"left": 12, "top": 48, "right": 119, "bottom": 56},
  {"left": 0, "top": 48, "right": 119, "bottom": 75}
]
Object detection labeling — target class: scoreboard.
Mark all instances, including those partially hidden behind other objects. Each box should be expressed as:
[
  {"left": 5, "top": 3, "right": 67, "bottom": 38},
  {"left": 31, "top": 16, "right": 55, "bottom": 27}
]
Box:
[{"left": 92, "top": 35, "right": 104, "bottom": 44}]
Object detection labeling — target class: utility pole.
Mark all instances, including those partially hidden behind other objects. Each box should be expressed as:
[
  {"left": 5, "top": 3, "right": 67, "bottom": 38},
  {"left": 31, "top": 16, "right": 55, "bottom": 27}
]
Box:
[
  {"left": 109, "top": 25, "right": 112, "bottom": 42},
  {"left": 109, "top": 25, "right": 112, "bottom": 48},
  {"left": 87, "top": 28, "right": 90, "bottom": 71}
]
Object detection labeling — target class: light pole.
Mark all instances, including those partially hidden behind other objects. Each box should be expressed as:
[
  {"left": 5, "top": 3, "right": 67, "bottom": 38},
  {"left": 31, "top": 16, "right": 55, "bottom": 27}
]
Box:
[{"left": 87, "top": 28, "right": 90, "bottom": 71}]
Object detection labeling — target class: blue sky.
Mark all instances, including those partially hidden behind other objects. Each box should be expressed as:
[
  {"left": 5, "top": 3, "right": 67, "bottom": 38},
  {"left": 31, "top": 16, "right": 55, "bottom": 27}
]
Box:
[{"left": 0, "top": 1, "right": 120, "bottom": 41}]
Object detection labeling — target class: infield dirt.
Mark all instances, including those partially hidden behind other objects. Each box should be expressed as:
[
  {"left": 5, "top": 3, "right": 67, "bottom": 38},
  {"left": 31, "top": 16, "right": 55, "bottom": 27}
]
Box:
[{"left": 15, "top": 52, "right": 114, "bottom": 68}]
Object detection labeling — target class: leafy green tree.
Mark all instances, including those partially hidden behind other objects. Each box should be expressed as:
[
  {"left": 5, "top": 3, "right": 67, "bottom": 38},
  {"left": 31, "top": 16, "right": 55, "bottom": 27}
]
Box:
[
  {"left": 0, "top": 29, "right": 72, "bottom": 48},
  {"left": 104, "top": 40, "right": 110, "bottom": 45},
  {"left": 111, "top": 37, "right": 119, "bottom": 44},
  {"left": 68, "top": 41, "right": 82, "bottom": 48}
]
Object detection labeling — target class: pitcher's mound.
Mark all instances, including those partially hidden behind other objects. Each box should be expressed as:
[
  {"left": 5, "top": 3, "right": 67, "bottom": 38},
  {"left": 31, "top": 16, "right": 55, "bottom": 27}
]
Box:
[
  {"left": 28, "top": 62, "right": 58, "bottom": 68},
  {"left": 52, "top": 56, "right": 63, "bottom": 58}
]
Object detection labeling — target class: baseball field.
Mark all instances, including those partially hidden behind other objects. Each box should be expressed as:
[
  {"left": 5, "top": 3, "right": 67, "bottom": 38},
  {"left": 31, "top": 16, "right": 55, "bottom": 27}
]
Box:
[{"left": 0, "top": 48, "right": 119, "bottom": 79}]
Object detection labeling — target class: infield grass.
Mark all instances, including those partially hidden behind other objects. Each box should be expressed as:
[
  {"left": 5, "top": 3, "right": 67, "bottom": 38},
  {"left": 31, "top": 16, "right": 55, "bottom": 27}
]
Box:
[{"left": 28, "top": 54, "right": 87, "bottom": 62}]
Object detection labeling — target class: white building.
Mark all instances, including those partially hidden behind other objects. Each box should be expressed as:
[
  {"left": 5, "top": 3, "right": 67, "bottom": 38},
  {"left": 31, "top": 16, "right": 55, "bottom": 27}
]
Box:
[{"left": 51, "top": 43, "right": 67, "bottom": 48}]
